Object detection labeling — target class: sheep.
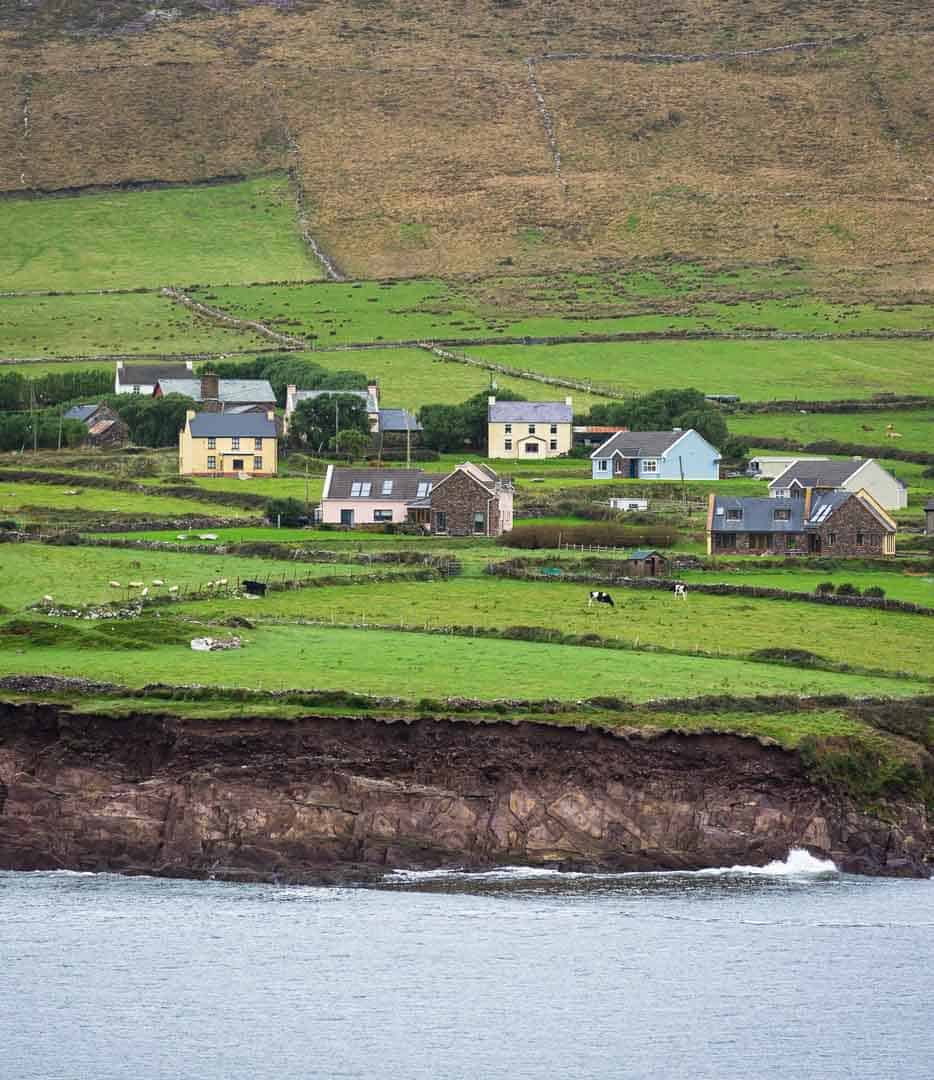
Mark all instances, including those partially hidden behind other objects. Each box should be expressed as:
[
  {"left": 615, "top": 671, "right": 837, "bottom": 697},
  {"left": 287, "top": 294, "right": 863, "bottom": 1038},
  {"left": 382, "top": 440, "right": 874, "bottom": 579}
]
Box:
[
  {"left": 152, "top": 579, "right": 164, "bottom": 586},
  {"left": 42, "top": 594, "right": 54, "bottom": 603},
  {"left": 168, "top": 586, "right": 179, "bottom": 594},
  {"left": 217, "top": 578, "right": 228, "bottom": 587},
  {"left": 140, "top": 587, "right": 149, "bottom": 597},
  {"left": 109, "top": 581, "right": 121, "bottom": 588},
  {"left": 128, "top": 580, "right": 144, "bottom": 588}
]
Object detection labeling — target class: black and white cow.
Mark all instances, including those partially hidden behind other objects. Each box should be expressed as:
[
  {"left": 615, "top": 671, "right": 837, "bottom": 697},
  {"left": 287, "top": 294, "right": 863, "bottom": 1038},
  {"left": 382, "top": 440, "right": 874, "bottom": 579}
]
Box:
[{"left": 588, "top": 590, "right": 614, "bottom": 608}]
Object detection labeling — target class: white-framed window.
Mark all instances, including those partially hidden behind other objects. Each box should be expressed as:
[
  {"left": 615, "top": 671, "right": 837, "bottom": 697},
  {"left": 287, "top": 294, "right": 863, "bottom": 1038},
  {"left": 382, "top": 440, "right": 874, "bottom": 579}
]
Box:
[
  {"left": 416, "top": 481, "right": 432, "bottom": 498},
  {"left": 207, "top": 437, "right": 216, "bottom": 449},
  {"left": 773, "top": 487, "right": 789, "bottom": 498},
  {"left": 641, "top": 458, "right": 658, "bottom": 474},
  {"left": 132, "top": 385, "right": 140, "bottom": 394},
  {"left": 504, "top": 423, "right": 512, "bottom": 434},
  {"left": 207, "top": 455, "right": 216, "bottom": 470},
  {"left": 549, "top": 439, "right": 558, "bottom": 451},
  {"left": 528, "top": 424, "right": 536, "bottom": 434},
  {"left": 504, "top": 439, "right": 512, "bottom": 451},
  {"left": 726, "top": 507, "right": 743, "bottom": 521},
  {"left": 550, "top": 424, "right": 557, "bottom": 434},
  {"left": 253, "top": 456, "right": 263, "bottom": 471},
  {"left": 381, "top": 479, "right": 393, "bottom": 495},
  {"left": 374, "top": 509, "right": 393, "bottom": 522},
  {"left": 254, "top": 437, "right": 263, "bottom": 450},
  {"left": 231, "top": 437, "right": 240, "bottom": 450},
  {"left": 473, "top": 511, "right": 486, "bottom": 534},
  {"left": 598, "top": 459, "right": 608, "bottom": 472},
  {"left": 350, "top": 481, "right": 372, "bottom": 497},
  {"left": 773, "top": 508, "right": 791, "bottom": 521}
]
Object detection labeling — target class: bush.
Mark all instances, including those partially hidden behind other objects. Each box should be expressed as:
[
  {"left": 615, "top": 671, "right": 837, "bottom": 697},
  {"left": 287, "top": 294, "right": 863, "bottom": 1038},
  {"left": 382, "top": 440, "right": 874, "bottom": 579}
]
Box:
[
  {"left": 815, "top": 582, "right": 836, "bottom": 595},
  {"left": 835, "top": 583, "right": 860, "bottom": 597},
  {"left": 864, "top": 586, "right": 886, "bottom": 599},
  {"left": 0, "top": 519, "right": 20, "bottom": 531},
  {"left": 265, "top": 497, "right": 309, "bottom": 527},
  {"left": 499, "top": 522, "right": 677, "bottom": 550}
]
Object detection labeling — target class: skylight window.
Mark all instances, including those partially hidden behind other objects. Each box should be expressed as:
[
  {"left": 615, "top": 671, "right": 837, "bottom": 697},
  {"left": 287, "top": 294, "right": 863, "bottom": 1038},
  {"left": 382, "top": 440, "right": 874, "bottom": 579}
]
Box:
[
  {"left": 350, "top": 481, "right": 372, "bottom": 497},
  {"left": 381, "top": 480, "right": 393, "bottom": 495},
  {"left": 416, "top": 481, "right": 432, "bottom": 497}
]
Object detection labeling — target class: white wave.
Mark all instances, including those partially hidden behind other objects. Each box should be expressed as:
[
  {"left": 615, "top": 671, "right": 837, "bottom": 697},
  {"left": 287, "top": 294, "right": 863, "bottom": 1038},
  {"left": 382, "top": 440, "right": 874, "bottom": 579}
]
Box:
[
  {"left": 695, "top": 848, "right": 838, "bottom": 877},
  {"left": 388, "top": 865, "right": 581, "bottom": 882}
]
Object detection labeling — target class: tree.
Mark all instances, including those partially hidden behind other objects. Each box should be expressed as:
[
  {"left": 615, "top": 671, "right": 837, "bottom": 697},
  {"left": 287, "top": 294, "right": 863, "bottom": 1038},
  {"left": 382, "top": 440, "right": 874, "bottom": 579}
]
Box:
[
  {"left": 265, "top": 497, "right": 308, "bottom": 527},
  {"left": 580, "top": 387, "right": 736, "bottom": 454},
  {"left": 290, "top": 393, "right": 369, "bottom": 452},
  {"left": 418, "top": 390, "right": 527, "bottom": 453},
  {"left": 329, "top": 428, "right": 369, "bottom": 460}
]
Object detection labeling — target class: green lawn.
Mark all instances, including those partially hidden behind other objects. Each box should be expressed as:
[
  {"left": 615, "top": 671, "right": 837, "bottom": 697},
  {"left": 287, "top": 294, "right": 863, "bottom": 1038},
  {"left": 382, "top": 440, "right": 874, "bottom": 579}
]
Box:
[
  {"left": 731, "top": 408, "right": 934, "bottom": 454},
  {"left": 0, "top": 481, "right": 250, "bottom": 522},
  {"left": 0, "top": 291, "right": 267, "bottom": 359},
  {"left": 680, "top": 567, "right": 934, "bottom": 607},
  {"left": 0, "top": 621, "right": 924, "bottom": 701},
  {"left": 179, "top": 576, "right": 934, "bottom": 681},
  {"left": 0, "top": 176, "right": 319, "bottom": 292},
  {"left": 470, "top": 340, "right": 934, "bottom": 402}
]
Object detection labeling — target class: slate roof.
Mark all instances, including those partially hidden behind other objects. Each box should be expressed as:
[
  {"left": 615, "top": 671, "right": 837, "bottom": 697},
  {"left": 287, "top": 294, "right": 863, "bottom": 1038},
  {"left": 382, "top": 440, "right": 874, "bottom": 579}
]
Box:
[
  {"left": 769, "top": 458, "right": 863, "bottom": 489},
  {"left": 711, "top": 496, "right": 804, "bottom": 534},
  {"left": 378, "top": 408, "right": 423, "bottom": 432},
  {"left": 188, "top": 412, "right": 277, "bottom": 438},
  {"left": 488, "top": 400, "right": 573, "bottom": 423},
  {"left": 324, "top": 467, "right": 445, "bottom": 501},
  {"left": 591, "top": 430, "right": 695, "bottom": 459},
  {"left": 627, "top": 549, "right": 668, "bottom": 561},
  {"left": 293, "top": 389, "right": 378, "bottom": 412},
  {"left": 117, "top": 363, "right": 192, "bottom": 387},
  {"left": 158, "top": 378, "right": 276, "bottom": 403},
  {"left": 64, "top": 404, "right": 100, "bottom": 423}
]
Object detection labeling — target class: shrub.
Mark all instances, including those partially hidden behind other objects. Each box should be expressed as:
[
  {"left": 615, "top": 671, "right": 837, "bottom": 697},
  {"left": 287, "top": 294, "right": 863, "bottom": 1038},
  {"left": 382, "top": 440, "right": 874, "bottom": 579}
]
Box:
[
  {"left": 864, "top": 586, "right": 886, "bottom": 599},
  {"left": 0, "top": 519, "right": 20, "bottom": 531},
  {"left": 265, "top": 497, "right": 309, "bottom": 527},
  {"left": 499, "top": 522, "right": 676, "bottom": 550},
  {"left": 835, "top": 583, "right": 860, "bottom": 597},
  {"left": 815, "top": 582, "right": 836, "bottom": 595}
]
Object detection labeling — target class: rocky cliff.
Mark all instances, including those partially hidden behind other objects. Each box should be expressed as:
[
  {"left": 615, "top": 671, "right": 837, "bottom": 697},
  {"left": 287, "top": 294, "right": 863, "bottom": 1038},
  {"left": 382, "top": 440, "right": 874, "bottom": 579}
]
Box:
[{"left": 0, "top": 701, "right": 929, "bottom": 881}]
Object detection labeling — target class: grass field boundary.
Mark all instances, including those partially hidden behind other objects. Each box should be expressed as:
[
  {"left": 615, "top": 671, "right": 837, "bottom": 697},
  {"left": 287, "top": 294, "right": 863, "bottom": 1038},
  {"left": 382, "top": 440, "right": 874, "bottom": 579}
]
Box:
[
  {"left": 161, "top": 287, "right": 309, "bottom": 349},
  {"left": 737, "top": 434, "right": 934, "bottom": 467}
]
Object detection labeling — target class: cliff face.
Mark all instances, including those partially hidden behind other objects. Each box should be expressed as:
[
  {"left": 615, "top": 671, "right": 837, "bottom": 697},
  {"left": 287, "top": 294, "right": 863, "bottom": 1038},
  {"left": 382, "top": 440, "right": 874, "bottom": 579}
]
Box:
[{"left": 0, "top": 702, "right": 929, "bottom": 881}]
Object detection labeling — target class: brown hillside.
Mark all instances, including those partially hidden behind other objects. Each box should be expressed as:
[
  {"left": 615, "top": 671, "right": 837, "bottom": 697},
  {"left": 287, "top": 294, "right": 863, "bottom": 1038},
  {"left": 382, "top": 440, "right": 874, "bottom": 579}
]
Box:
[{"left": 1, "top": 1, "right": 931, "bottom": 279}]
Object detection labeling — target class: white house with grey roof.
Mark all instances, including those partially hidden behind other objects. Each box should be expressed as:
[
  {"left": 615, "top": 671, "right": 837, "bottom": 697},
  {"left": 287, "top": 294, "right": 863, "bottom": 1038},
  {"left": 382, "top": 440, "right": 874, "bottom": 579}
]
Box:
[
  {"left": 768, "top": 458, "right": 907, "bottom": 511},
  {"left": 590, "top": 428, "right": 721, "bottom": 481},
  {"left": 115, "top": 360, "right": 194, "bottom": 395},
  {"left": 487, "top": 397, "right": 573, "bottom": 459}
]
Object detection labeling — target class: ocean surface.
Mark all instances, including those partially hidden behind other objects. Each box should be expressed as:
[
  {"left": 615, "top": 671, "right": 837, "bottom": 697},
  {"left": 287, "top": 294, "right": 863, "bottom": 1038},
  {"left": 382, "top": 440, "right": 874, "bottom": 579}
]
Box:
[{"left": 2, "top": 851, "right": 932, "bottom": 1080}]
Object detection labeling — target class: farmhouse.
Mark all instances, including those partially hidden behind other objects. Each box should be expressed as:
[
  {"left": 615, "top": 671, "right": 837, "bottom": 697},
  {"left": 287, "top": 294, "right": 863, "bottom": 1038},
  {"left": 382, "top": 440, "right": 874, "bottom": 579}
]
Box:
[
  {"left": 707, "top": 489, "right": 897, "bottom": 556},
  {"left": 63, "top": 403, "right": 128, "bottom": 448},
  {"left": 591, "top": 429, "right": 721, "bottom": 481},
  {"left": 156, "top": 373, "right": 276, "bottom": 413},
  {"left": 320, "top": 462, "right": 513, "bottom": 536},
  {"left": 768, "top": 458, "right": 907, "bottom": 511},
  {"left": 487, "top": 397, "right": 573, "bottom": 459},
  {"left": 285, "top": 383, "right": 381, "bottom": 433},
  {"left": 114, "top": 360, "right": 194, "bottom": 395},
  {"left": 179, "top": 409, "right": 278, "bottom": 477}
]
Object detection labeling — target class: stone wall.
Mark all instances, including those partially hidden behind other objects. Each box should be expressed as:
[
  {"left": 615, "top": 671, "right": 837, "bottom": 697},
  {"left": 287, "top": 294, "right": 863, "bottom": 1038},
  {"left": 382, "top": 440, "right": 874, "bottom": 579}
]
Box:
[
  {"left": 817, "top": 498, "right": 891, "bottom": 556},
  {"left": 430, "top": 470, "right": 500, "bottom": 537}
]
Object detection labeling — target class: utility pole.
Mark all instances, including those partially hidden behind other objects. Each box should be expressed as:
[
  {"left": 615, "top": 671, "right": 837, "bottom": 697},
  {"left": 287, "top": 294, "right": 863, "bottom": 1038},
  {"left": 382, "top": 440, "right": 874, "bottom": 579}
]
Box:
[
  {"left": 304, "top": 461, "right": 309, "bottom": 515},
  {"left": 57, "top": 406, "right": 64, "bottom": 451},
  {"left": 405, "top": 414, "right": 411, "bottom": 469},
  {"left": 30, "top": 382, "right": 37, "bottom": 453}
]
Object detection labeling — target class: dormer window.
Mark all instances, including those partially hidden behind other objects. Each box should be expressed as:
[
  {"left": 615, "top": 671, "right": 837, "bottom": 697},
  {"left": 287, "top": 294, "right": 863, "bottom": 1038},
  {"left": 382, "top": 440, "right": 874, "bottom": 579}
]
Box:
[
  {"left": 772, "top": 508, "right": 791, "bottom": 521},
  {"left": 725, "top": 507, "right": 743, "bottom": 521},
  {"left": 416, "top": 481, "right": 432, "bottom": 498}
]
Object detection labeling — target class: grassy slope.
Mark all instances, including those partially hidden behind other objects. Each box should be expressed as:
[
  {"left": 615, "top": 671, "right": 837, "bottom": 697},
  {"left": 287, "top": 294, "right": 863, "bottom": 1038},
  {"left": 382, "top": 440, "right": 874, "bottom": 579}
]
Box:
[
  {"left": 0, "top": 175, "right": 318, "bottom": 292},
  {"left": 678, "top": 568, "right": 934, "bottom": 607},
  {"left": 0, "top": 621, "right": 924, "bottom": 701},
  {"left": 0, "top": 481, "right": 252, "bottom": 521},
  {"left": 731, "top": 409, "right": 934, "bottom": 453}
]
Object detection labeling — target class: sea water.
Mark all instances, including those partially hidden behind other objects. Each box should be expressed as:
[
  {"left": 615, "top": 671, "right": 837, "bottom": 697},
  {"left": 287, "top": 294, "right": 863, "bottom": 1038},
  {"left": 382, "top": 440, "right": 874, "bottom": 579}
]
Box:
[{"left": 1, "top": 851, "right": 932, "bottom": 1080}]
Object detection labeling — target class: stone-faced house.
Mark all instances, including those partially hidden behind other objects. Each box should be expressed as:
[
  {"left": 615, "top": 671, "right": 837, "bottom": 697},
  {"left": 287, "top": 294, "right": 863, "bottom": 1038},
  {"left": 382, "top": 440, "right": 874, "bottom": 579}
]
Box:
[
  {"left": 114, "top": 360, "right": 194, "bottom": 395},
  {"left": 591, "top": 428, "right": 721, "bottom": 481},
  {"left": 925, "top": 500, "right": 934, "bottom": 537},
  {"left": 179, "top": 410, "right": 278, "bottom": 477},
  {"left": 707, "top": 489, "right": 897, "bottom": 557},
  {"left": 155, "top": 373, "right": 276, "bottom": 414},
  {"left": 487, "top": 397, "right": 574, "bottom": 459},
  {"left": 63, "top": 403, "right": 129, "bottom": 448},
  {"left": 768, "top": 458, "right": 907, "bottom": 511},
  {"left": 320, "top": 462, "right": 513, "bottom": 536}
]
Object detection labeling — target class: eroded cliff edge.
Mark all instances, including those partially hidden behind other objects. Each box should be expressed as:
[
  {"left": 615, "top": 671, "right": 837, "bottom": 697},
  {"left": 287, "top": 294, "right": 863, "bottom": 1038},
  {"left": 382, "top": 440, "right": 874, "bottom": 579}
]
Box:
[{"left": 0, "top": 700, "right": 929, "bottom": 881}]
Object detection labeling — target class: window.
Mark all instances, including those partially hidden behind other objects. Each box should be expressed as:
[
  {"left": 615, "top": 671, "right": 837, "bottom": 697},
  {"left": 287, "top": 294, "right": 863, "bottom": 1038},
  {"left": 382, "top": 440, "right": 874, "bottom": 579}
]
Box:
[
  {"left": 524, "top": 442, "right": 539, "bottom": 454},
  {"left": 642, "top": 459, "right": 658, "bottom": 474},
  {"left": 504, "top": 423, "right": 512, "bottom": 434},
  {"left": 132, "top": 385, "right": 140, "bottom": 394},
  {"left": 416, "top": 481, "right": 432, "bottom": 498},
  {"left": 232, "top": 459, "right": 244, "bottom": 471},
  {"left": 381, "top": 480, "right": 393, "bottom": 495},
  {"left": 504, "top": 439, "right": 512, "bottom": 451},
  {"left": 749, "top": 533, "right": 770, "bottom": 551},
  {"left": 550, "top": 424, "right": 557, "bottom": 435},
  {"left": 473, "top": 511, "right": 486, "bottom": 534},
  {"left": 598, "top": 459, "right": 608, "bottom": 472},
  {"left": 549, "top": 439, "right": 558, "bottom": 451},
  {"left": 528, "top": 424, "right": 536, "bottom": 434},
  {"left": 254, "top": 437, "right": 263, "bottom": 451},
  {"left": 434, "top": 510, "right": 447, "bottom": 532},
  {"left": 207, "top": 455, "right": 216, "bottom": 470},
  {"left": 350, "top": 481, "right": 372, "bottom": 497},
  {"left": 773, "top": 487, "right": 789, "bottom": 498},
  {"left": 231, "top": 437, "right": 240, "bottom": 450},
  {"left": 374, "top": 509, "right": 393, "bottom": 522},
  {"left": 856, "top": 531, "right": 864, "bottom": 545},
  {"left": 828, "top": 532, "right": 836, "bottom": 546},
  {"left": 714, "top": 534, "right": 737, "bottom": 550},
  {"left": 772, "top": 508, "right": 791, "bottom": 521},
  {"left": 253, "top": 456, "right": 263, "bottom": 471},
  {"left": 207, "top": 437, "right": 216, "bottom": 449},
  {"left": 726, "top": 507, "right": 743, "bottom": 521}
]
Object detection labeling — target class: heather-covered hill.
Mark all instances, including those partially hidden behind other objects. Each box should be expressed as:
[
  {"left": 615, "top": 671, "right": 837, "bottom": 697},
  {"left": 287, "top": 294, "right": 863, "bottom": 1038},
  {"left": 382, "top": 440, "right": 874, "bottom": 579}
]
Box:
[{"left": 1, "top": 1, "right": 931, "bottom": 279}]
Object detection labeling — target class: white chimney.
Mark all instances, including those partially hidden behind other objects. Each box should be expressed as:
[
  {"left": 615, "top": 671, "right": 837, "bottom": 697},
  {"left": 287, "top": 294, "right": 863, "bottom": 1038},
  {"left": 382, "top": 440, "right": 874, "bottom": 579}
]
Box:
[
  {"left": 488, "top": 395, "right": 496, "bottom": 406},
  {"left": 565, "top": 395, "right": 573, "bottom": 407}
]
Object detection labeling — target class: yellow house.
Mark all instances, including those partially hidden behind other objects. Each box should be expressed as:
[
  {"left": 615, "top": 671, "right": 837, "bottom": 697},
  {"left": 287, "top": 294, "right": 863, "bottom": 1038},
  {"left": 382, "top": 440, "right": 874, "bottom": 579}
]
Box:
[
  {"left": 487, "top": 396, "right": 573, "bottom": 459},
  {"left": 179, "top": 409, "right": 278, "bottom": 476}
]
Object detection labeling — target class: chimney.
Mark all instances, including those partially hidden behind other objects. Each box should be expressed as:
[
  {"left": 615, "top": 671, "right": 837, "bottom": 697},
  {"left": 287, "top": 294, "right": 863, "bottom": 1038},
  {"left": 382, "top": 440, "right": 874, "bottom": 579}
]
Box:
[
  {"left": 488, "top": 395, "right": 496, "bottom": 407},
  {"left": 565, "top": 395, "right": 573, "bottom": 407},
  {"left": 200, "top": 372, "right": 220, "bottom": 413},
  {"left": 267, "top": 410, "right": 275, "bottom": 423},
  {"left": 367, "top": 381, "right": 379, "bottom": 410},
  {"left": 672, "top": 427, "right": 683, "bottom": 432},
  {"left": 185, "top": 360, "right": 194, "bottom": 372},
  {"left": 185, "top": 409, "right": 196, "bottom": 424}
]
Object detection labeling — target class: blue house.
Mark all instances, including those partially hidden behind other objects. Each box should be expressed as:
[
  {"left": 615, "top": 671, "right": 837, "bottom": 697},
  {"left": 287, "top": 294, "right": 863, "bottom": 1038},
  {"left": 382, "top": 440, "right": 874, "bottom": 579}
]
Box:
[{"left": 590, "top": 428, "right": 721, "bottom": 481}]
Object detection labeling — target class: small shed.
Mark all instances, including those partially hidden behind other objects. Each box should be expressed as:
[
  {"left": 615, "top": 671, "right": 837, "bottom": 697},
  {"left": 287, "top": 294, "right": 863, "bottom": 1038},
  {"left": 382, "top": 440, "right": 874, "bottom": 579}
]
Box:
[
  {"left": 925, "top": 500, "right": 934, "bottom": 537},
  {"left": 624, "top": 549, "right": 669, "bottom": 577}
]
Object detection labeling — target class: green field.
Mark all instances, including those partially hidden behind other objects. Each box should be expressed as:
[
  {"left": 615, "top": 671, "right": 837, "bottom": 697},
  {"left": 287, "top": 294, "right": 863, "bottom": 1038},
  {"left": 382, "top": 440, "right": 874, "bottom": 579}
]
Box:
[
  {"left": 0, "top": 176, "right": 319, "bottom": 292},
  {"left": 0, "top": 621, "right": 924, "bottom": 702},
  {"left": 731, "top": 409, "right": 934, "bottom": 454},
  {"left": 0, "top": 291, "right": 267, "bottom": 359},
  {"left": 0, "top": 481, "right": 252, "bottom": 521},
  {"left": 470, "top": 340, "right": 934, "bottom": 402},
  {"left": 679, "top": 568, "right": 934, "bottom": 607}
]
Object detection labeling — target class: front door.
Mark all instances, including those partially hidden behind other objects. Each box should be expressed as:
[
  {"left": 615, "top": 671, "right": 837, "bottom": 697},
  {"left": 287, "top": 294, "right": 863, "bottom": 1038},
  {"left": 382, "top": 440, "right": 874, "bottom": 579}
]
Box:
[
  {"left": 630, "top": 458, "right": 638, "bottom": 478},
  {"left": 808, "top": 533, "right": 821, "bottom": 554},
  {"left": 232, "top": 458, "right": 244, "bottom": 471},
  {"left": 340, "top": 509, "right": 354, "bottom": 526}
]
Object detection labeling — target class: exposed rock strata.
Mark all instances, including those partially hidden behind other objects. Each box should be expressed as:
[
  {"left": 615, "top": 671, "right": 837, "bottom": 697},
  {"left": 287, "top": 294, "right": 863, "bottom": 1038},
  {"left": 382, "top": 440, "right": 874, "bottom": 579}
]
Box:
[{"left": 0, "top": 702, "right": 929, "bottom": 881}]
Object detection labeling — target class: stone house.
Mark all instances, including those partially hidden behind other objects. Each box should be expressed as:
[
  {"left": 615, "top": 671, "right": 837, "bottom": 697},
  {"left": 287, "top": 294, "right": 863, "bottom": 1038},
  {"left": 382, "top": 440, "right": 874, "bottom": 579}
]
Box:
[
  {"left": 925, "top": 500, "right": 934, "bottom": 536},
  {"left": 707, "top": 489, "right": 897, "bottom": 557},
  {"left": 426, "top": 462, "right": 514, "bottom": 537}
]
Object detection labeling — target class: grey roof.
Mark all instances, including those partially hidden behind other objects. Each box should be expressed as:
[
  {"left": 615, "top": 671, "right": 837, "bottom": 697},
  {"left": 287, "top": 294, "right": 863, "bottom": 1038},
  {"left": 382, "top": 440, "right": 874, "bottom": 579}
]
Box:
[
  {"left": 64, "top": 404, "right": 100, "bottom": 423},
  {"left": 158, "top": 378, "right": 276, "bottom": 403},
  {"left": 769, "top": 459, "right": 862, "bottom": 489},
  {"left": 324, "top": 468, "right": 445, "bottom": 501},
  {"left": 711, "top": 491, "right": 894, "bottom": 533},
  {"left": 926, "top": 500, "right": 934, "bottom": 511},
  {"left": 627, "top": 549, "right": 668, "bottom": 561},
  {"left": 378, "top": 408, "right": 423, "bottom": 433},
  {"left": 488, "top": 400, "right": 573, "bottom": 423},
  {"left": 592, "top": 429, "right": 701, "bottom": 458},
  {"left": 116, "top": 363, "right": 191, "bottom": 387},
  {"left": 188, "top": 412, "right": 276, "bottom": 438},
  {"left": 294, "top": 389, "right": 378, "bottom": 412}
]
